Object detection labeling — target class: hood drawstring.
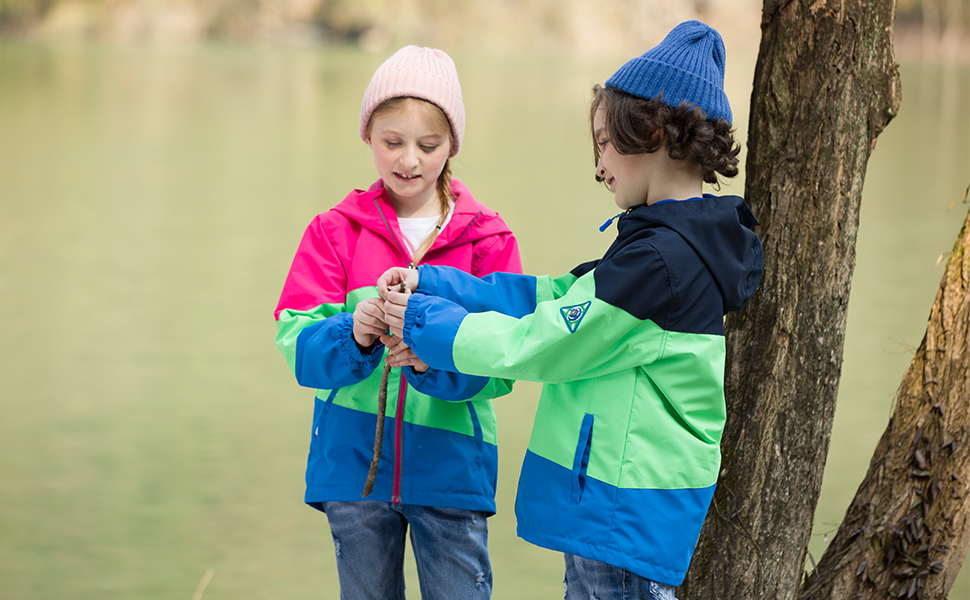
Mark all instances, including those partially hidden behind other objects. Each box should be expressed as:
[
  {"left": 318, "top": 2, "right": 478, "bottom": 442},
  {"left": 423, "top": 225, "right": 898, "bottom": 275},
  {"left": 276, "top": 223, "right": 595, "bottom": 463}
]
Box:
[{"left": 599, "top": 211, "right": 625, "bottom": 232}]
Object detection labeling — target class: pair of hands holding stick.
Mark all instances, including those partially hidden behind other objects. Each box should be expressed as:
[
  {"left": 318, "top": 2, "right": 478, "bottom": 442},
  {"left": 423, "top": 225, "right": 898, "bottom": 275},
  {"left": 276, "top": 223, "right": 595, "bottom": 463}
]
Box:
[{"left": 351, "top": 267, "right": 422, "bottom": 370}]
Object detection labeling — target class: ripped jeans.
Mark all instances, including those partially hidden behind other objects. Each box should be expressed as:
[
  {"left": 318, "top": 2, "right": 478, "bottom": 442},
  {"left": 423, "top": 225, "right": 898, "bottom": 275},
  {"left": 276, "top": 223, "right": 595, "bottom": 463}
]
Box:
[
  {"left": 563, "top": 554, "right": 677, "bottom": 600},
  {"left": 322, "top": 501, "right": 492, "bottom": 600}
]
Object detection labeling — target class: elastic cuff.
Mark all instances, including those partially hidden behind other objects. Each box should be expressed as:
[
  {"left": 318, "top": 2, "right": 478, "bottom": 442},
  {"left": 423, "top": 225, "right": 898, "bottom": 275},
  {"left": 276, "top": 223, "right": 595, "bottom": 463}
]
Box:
[
  {"left": 404, "top": 366, "right": 431, "bottom": 383},
  {"left": 401, "top": 293, "right": 464, "bottom": 373},
  {"left": 336, "top": 313, "right": 383, "bottom": 365},
  {"left": 417, "top": 264, "right": 438, "bottom": 295},
  {"left": 402, "top": 303, "right": 421, "bottom": 349}
]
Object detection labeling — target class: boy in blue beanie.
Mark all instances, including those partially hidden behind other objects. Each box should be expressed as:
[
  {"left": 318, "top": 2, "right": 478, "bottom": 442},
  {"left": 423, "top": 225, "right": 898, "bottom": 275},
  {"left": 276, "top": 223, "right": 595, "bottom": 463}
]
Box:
[{"left": 378, "top": 20, "right": 763, "bottom": 599}]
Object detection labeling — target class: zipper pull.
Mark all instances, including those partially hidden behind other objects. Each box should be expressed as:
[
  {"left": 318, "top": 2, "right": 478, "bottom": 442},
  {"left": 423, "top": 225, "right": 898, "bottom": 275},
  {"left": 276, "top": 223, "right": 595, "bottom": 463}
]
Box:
[{"left": 599, "top": 212, "right": 624, "bottom": 232}]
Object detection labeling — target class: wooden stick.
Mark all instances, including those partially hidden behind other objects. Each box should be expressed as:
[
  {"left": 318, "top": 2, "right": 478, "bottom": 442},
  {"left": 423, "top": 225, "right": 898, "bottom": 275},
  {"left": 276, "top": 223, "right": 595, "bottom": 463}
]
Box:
[
  {"left": 362, "top": 282, "right": 407, "bottom": 498},
  {"left": 361, "top": 362, "right": 390, "bottom": 497}
]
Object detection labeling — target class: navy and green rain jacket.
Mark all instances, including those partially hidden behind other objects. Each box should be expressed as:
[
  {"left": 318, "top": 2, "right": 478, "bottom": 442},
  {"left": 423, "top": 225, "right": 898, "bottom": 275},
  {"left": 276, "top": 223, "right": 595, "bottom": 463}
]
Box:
[{"left": 400, "top": 194, "right": 763, "bottom": 586}]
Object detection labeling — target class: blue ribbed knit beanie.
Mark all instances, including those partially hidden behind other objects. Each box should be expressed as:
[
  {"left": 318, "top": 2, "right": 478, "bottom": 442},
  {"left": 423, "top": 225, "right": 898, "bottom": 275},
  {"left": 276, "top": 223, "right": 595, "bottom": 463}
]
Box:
[{"left": 605, "top": 20, "right": 732, "bottom": 124}]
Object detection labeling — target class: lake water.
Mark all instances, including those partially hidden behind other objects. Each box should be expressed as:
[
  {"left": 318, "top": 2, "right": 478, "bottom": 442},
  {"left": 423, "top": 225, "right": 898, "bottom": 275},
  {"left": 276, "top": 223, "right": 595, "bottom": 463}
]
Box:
[{"left": 0, "top": 42, "right": 967, "bottom": 599}]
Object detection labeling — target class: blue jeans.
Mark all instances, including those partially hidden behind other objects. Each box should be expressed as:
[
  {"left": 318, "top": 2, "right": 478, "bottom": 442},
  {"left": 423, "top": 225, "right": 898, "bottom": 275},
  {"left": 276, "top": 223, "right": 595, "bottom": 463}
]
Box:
[
  {"left": 563, "top": 554, "right": 677, "bottom": 600},
  {"left": 322, "top": 501, "right": 492, "bottom": 600}
]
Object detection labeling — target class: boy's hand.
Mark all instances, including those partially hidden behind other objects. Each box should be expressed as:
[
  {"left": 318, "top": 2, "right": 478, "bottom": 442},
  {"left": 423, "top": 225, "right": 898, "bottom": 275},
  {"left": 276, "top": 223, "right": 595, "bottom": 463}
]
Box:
[
  {"left": 352, "top": 297, "right": 387, "bottom": 348},
  {"left": 380, "top": 334, "right": 429, "bottom": 373},
  {"left": 382, "top": 288, "right": 411, "bottom": 338},
  {"left": 377, "top": 268, "right": 419, "bottom": 301}
]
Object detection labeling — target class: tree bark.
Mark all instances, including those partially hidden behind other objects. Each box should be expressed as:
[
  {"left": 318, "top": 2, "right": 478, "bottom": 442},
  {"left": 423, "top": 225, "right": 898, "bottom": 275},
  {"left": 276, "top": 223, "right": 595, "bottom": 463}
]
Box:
[
  {"left": 800, "top": 206, "right": 970, "bottom": 600},
  {"left": 680, "top": 1, "right": 901, "bottom": 598}
]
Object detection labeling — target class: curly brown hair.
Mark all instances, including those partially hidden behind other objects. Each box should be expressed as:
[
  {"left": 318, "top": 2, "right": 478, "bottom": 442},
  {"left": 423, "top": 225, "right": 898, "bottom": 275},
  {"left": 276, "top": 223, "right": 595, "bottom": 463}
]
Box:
[{"left": 589, "top": 84, "right": 740, "bottom": 186}]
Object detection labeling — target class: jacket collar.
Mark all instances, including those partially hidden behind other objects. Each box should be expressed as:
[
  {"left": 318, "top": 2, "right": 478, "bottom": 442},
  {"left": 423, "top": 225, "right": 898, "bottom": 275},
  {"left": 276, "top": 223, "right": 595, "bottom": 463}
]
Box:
[{"left": 332, "top": 178, "right": 511, "bottom": 252}]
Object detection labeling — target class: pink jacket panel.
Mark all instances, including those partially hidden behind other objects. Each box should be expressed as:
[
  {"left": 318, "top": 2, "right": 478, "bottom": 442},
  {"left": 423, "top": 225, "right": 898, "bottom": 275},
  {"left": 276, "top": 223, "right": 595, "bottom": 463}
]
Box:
[{"left": 275, "top": 178, "right": 522, "bottom": 319}]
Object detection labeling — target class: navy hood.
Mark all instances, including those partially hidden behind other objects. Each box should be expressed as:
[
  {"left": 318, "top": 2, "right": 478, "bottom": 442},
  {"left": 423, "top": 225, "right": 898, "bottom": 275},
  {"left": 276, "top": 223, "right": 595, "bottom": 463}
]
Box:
[{"left": 616, "top": 195, "right": 763, "bottom": 313}]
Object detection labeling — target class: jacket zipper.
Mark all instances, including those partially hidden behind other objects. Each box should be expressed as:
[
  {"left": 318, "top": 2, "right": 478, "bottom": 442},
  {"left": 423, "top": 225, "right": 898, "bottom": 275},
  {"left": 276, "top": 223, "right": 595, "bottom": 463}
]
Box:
[
  {"left": 374, "top": 199, "right": 481, "bottom": 505},
  {"left": 374, "top": 198, "right": 412, "bottom": 504},
  {"left": 373, "top": 198, "right": 411, "bottom": 263},
  {"left": 392, "top": 375, "right": 408, "bottom": 503}
]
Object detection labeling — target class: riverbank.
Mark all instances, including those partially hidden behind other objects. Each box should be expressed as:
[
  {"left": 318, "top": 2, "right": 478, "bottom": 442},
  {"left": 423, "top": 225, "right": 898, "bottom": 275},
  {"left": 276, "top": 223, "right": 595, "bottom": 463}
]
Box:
[{"left": 1, "top": 0, "right": 966, "bottom": 62}]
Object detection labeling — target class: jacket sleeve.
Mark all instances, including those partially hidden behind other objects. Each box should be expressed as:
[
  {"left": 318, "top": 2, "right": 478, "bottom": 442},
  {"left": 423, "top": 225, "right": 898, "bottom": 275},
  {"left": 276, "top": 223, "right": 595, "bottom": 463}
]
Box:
[
  {"left": 404, "top": 244, "right": 674, "bottom": 385},
  {"left": 274, "top": 216, "right": 382, "bottom": 389},
  {"left": 418, "top": 264, "right": 579, "bottom": 319},
  {"left": 405, "top": 228, "right": 524, "bottom": 401},
  {"left": 294, "top": 313, "right": 385, "bottom": 389},
  {"left": 404, "top": 366, "right": 494, "bottom": 401}
]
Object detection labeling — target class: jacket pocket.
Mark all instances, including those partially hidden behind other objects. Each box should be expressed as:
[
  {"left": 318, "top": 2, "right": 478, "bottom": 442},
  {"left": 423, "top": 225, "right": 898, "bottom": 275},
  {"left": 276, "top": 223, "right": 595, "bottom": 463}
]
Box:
[
  {"left": 306, "top": 392, "right": 336, "bottom": 488},
  {"left": 466, "top": 402, "right": 485, "bottom": 473},
  {"left": 313, "top": 390, "right": 337, "bottom": 437},
  {"left": 570, "top": 413, "right": 594, "bottom": 505},
  {"left": 466, "top": 402, "right": 484, "bottom": 442}
]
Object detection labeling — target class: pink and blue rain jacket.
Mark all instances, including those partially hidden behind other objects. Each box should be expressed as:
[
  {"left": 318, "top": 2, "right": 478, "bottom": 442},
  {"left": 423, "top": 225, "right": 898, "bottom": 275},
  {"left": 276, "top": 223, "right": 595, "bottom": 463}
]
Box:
[{"left": 274, "top": 179, "right": 522, "bottom": 513}]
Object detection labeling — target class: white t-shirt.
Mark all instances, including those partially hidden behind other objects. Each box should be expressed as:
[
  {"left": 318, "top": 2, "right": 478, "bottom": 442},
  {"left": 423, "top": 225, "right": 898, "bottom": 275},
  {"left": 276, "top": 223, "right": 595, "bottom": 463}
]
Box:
[{"left": 398, "top": 202, "right": 455, "bottom": 255}]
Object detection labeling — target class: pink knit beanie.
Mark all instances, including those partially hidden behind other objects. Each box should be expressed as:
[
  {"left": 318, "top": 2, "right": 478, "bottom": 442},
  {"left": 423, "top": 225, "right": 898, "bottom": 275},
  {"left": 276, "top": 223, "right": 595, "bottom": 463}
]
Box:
[{"left": 359, "top": 45, "right": 465, "bottom": 157}]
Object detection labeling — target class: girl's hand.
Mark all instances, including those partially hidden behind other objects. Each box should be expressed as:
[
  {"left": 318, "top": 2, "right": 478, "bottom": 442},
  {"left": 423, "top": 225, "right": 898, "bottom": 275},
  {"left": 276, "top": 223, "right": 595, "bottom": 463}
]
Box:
[
  {"left": 377, "top": 268, "right": 419, "bottom": 301},
  {"left": 380, "top": 334, "right": 429, "bottom": 373},
  {"left": 352, "top": 297, "right": 388, "bottom": 348},
  {"left": 382, "top": 289, "right": 411, "bottom": 338}
]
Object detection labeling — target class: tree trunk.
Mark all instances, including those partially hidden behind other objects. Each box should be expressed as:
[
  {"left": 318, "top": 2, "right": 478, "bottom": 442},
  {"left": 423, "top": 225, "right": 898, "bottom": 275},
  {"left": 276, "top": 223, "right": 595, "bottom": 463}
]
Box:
[
  {"left": 680, "top": 1, "right": 901, "bottom": 598},
  {"left": 800, "top": 206, "right": 970, "bottom": 600}
]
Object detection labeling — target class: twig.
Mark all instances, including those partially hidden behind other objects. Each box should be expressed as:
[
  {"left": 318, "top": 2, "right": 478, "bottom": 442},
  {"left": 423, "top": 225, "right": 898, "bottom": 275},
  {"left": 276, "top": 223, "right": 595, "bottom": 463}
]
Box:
[
  {"left": 946, "top": 184, "right": 968, "bottom": 211},
  {"left": 362, "top": 361, "right": 391, "bottom": 497},
  {"left": 362, "top": 282, "right": 407, "bottom": 497},
  {"left": 192, "top": 569, "right": 215, "bottom": 600}
]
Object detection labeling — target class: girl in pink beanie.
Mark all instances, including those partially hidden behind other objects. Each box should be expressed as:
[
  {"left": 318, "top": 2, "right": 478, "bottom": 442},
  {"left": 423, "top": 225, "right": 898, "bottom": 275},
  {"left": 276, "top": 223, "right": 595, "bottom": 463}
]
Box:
[{"left": 274, "top": 45, "right": 521, "bottom": 599}]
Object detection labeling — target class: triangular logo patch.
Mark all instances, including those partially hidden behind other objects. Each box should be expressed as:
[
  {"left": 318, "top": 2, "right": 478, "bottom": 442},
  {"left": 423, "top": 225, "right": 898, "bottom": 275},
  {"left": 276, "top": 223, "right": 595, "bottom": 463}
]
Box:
[{"left": 560, "top": 301, "right": 591, "bottom": 333}]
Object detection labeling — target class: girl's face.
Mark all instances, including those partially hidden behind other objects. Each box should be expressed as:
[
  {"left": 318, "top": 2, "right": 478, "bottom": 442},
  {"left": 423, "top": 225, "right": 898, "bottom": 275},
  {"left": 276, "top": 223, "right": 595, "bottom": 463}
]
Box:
[
  {"left": 366, "top": 99, "right": 452, "bottom": 217},
  {"left": 592, "top": 107, "right": 657, "bottom": 210}
]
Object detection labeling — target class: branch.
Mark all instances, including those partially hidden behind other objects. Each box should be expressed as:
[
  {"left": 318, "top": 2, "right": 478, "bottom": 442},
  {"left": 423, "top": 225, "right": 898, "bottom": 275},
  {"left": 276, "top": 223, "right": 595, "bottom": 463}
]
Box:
[{"left": 801, "top": 205, "right": 970, "bottom": 599}]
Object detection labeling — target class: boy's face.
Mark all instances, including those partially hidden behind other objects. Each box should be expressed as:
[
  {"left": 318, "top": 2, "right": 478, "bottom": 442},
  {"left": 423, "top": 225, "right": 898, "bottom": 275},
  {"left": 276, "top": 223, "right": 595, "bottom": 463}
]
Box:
[
  {"left": 592, "top": 107, "right": 659, "bottom": 210},
  {"left": 366, "top": 99, "right": 451, "bottom": 217}
]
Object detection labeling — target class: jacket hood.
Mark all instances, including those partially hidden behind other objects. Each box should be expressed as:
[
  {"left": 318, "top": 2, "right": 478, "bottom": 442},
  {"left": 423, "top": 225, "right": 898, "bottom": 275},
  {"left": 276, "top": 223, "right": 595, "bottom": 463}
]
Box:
[
  {"left": 331, "top": 178, "right": 512, "bottom": 250},
  {"left": 619, "top": 195, "right": 763, "bottom": 312}
]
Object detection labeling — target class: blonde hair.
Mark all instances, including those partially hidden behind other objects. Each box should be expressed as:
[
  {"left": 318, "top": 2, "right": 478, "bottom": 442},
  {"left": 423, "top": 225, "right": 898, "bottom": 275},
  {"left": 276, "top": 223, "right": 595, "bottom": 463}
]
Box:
[{"left": 367, "top": 96, "right": 455, "bottom": 265}]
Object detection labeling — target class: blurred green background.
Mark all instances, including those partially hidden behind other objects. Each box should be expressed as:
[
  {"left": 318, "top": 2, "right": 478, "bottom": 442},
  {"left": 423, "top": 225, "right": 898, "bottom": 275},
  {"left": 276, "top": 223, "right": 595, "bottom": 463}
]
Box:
[{"left": 0, "top": 2, "right": 968, "bottom": 599}]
